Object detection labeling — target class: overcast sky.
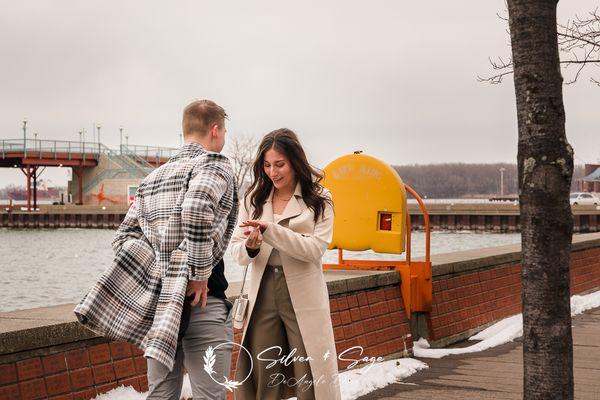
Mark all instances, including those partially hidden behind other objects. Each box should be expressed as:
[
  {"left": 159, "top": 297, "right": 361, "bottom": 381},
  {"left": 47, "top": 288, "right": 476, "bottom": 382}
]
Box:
[{"left": 1, "top": 0, "right": 599, "bottom": 187}]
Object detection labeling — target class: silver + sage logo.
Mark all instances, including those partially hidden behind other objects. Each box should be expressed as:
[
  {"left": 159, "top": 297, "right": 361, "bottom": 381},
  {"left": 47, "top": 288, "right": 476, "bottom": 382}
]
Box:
[
  {"left": 202, "top": 343, "right": 384, "bottom": 392},
  {"left": 203, "top": 342, "right": 253, "bottom": 392}
]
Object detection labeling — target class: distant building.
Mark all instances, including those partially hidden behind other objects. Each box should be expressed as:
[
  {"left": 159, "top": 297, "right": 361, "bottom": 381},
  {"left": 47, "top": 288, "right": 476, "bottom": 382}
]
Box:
[
  {"left": 67, "top": 153, "right": 148, "bottom": 206},
  {"left": 579, "top": 163, "right": 600, "bottom": 193}
]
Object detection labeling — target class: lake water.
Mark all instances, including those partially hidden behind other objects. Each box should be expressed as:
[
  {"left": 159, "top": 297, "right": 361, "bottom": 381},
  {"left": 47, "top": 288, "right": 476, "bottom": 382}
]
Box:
[{"left": 0, "top": 229, "right": 521, "bottom": 312}]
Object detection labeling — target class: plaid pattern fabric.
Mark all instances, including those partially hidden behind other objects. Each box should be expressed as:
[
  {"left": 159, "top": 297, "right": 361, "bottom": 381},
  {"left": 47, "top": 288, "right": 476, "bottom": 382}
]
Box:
[{"left": 74, "top": 143, "right": 238, "bottom": 371}]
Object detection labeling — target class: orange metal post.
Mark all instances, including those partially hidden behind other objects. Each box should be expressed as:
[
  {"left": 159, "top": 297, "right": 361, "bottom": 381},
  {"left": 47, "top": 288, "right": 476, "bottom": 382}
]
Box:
[
  {"left": 26, "top": 166, "right": 31, "bottom": 211},
  {"left": 404, "top": 184, "right": 431, "bottom": 264},
  {"left": 403, "top": 184, "right": 432, "bottom": 314},
  {"left": 405, "top": 212, "right": 412, "bottom": 265},
  {"left": 32, "top": 166, "right": 38, "bottom": 210},
  {"left": 73, "top": 166, "right": 84, "bottom": 205}
]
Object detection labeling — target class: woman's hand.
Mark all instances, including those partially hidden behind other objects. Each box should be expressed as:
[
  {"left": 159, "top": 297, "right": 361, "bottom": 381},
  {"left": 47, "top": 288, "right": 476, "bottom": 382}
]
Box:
[
  {"left": 245, "top": 226, "right": 264, "bottom": 250},
  {"left": 240, "top": 219, "right": 268, "bottom": 234}
]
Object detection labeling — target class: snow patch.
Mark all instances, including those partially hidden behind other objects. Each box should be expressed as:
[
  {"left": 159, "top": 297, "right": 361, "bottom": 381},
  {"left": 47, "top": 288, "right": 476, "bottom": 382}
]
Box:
[
  {"left": 338, "top": 358, "right": 428, "bottom": 400},
  {"left": 93, "top": 375, "right": 193, "bottom": 400},
  {"left": 92, "top": 358, "right": 428, "bottom": 400},
  {"left": 570, "top": 290, "right": 600, "bottom": 316},
  {"left": 414, "top": 289, "right": 600, "bottom": 359},
  {"left": 92, "top": 386, "right": 146, "bottom": 400}
]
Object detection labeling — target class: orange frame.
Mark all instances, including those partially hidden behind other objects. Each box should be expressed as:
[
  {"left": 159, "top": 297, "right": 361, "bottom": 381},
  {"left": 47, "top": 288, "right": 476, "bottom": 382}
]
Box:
[{"left": 323, "top": 184, "right": 432, "bottom": 319}]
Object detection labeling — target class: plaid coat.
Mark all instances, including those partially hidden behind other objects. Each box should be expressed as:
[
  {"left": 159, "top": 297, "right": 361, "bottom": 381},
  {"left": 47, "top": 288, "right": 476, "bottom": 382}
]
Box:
[{"left": 74, "top": 143, "right": 238, "bottom": 371}]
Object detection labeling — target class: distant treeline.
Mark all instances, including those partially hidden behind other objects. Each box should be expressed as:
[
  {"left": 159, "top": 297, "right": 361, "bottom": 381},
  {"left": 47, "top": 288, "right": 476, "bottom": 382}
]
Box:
[{"left": 391, "top": 163, "right": 586, "bottom": 199}]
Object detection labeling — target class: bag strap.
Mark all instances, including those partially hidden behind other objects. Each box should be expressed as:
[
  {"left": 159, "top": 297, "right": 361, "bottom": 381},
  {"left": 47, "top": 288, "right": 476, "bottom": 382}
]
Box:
[
  {"left": 238, "top": 198, "right": 252, "bottom": 296},
  {"left": 239, "top": 263, "right": 249, "bottom": 296}
]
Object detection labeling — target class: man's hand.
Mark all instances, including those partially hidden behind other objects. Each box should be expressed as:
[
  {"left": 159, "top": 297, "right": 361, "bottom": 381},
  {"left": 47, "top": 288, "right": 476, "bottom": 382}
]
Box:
[{"left": 186, "top": 279, "right": 209, "bottom": 308}]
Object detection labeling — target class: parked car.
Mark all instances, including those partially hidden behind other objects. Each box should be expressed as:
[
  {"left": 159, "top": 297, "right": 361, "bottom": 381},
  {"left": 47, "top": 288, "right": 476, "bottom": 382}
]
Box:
[{"left": 570, "top": 192, "right": 599, "bottom": 205}]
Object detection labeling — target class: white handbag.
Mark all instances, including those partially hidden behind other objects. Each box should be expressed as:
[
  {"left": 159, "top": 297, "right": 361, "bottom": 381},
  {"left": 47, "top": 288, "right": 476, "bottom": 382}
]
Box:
[{"left": 232, "top": 263, "right": 249, "bottom": 330}]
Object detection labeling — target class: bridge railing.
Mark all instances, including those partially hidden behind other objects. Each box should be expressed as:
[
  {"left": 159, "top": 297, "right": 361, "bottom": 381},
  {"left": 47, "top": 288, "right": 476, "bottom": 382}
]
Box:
[
  {"left": 1, "top": 139, "right": 179, "bottom": 162},
  {"left": 120, "top": 144, "right": 178, "bottom": 161},
  {"left": 0, "top": 139, "right": 101, "bottom": 160}
]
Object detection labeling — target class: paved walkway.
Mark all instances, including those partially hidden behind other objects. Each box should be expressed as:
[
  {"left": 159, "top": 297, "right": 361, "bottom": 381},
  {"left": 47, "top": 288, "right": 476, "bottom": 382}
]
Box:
[{"left": 360, "top": 308, "right": 600, "bottom": 400}]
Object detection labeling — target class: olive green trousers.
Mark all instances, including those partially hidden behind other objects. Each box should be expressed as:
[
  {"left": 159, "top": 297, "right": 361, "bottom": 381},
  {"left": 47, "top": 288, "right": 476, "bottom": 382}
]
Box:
[{"left": 238, "top": 265, "right": 315, "bottom": 400}]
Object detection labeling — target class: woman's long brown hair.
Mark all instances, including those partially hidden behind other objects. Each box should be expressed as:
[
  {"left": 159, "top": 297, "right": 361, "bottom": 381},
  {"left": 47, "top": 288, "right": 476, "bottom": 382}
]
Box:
[{"left": 245, "top": 128, "right": 330, "bottom": 222}]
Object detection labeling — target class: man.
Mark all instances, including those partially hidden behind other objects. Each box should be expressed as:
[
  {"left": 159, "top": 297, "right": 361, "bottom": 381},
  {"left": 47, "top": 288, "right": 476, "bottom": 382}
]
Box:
[{"left": 74, "top": 100, "right": 238, "bottom": 399}]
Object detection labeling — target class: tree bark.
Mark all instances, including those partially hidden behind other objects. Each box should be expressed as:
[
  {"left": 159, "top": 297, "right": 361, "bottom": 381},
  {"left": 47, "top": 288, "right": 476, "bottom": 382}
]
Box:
[{"left": 507, "top": 1, "right": 574, "bottom": 399}]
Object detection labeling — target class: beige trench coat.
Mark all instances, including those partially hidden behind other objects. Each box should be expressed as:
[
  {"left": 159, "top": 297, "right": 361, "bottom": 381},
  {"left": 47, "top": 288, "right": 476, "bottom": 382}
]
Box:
[{"left": 231, "top": 183, "right": 341, "bottom": 400}]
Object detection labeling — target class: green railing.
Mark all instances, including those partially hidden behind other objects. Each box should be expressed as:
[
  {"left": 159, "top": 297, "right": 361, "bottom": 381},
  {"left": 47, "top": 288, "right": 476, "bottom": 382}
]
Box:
[
  {"left": 120, "top": 144, "right": 178, "bottom": 161},
  {"left": 83, "top": 144, "right": 175, "bottom": 192},
  {"left": 1, "top": 139, "right": 178, "bottom": 162},
  {"left": 120, "top": 145, "right": 156, "bottom": 169},
  {"left": 107, "top": 154, "right": 151, "bottom": 177},
  {"left": 0, "top": 139, "right": 101, "bottom": 160}
]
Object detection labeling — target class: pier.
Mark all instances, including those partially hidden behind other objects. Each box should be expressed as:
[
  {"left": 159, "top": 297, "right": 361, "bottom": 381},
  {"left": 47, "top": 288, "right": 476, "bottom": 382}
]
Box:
[
  {"left": 408, "top": 203, "right": 600, "bottom": 233},
  {"left": 0, "top": 205, "right": 127, "bottom": 229},
  {"left": 2, "top": 203, "right": 600, "bottom": 232}
]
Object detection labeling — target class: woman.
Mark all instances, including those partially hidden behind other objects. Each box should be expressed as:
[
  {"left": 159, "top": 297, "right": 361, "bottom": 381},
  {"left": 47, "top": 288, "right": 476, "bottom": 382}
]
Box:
[{"left": 231, "top": 128, "right": 341, "bottom": 400}]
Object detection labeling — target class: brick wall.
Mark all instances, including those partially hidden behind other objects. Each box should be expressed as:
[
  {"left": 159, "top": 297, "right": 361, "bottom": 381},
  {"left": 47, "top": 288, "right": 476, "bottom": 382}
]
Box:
[
  {"left": 428, "top": 246, "right": 600, "bottom": 342},
  {"left": 1, "top": 246, "right": 598, "bottom": 399},
  {"left": 1, "top": 285, "right": 410, "bottom": 400},
  {"left": 570, "top": 248, "right": 600, "bottom": 294},
  {"left": 0, "top": 342, "right": 147, "bottom": 400},
  {"left": 329, "top": 286, "right": 412, "bottom": 366},
  {"left": 429, "top": 264, "right": 522, "bottom": 341}
]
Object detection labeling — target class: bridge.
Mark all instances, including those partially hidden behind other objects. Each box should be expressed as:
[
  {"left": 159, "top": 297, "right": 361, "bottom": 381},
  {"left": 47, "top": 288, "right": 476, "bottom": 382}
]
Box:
[{"left": 0, "top": 138, "right": 177, "bottom": 209}]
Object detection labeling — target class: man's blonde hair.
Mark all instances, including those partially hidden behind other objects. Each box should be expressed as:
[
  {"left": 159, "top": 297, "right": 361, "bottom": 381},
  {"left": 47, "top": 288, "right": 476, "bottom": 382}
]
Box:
[{"left": 182, "top": 100, "right": 228, "bottom": 137}]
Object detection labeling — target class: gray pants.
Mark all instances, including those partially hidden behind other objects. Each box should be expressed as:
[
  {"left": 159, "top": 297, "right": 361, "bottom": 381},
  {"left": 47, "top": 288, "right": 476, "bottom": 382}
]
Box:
[{"left": 147, "top": 296, "right": 234, "bottom": 400}]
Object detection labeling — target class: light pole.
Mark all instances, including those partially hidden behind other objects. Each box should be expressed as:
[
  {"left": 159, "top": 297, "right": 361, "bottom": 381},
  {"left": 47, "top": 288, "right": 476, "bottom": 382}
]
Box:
[
  {"left": 119, "top": 126, "right": 123, "bottom": 154},
  {"left": 34, "top": 132, "right": 38, "bottom": 152},
  {"left": 125, "top": 134, "right": 129, "bottom": 147},
  {"left": 499, "top": 167, "right": 506, "bottom": 196},
  {"left": 22, "top": 118, "right": 27, "bottom": 157},
  {"left": 82, "top": 128, "right": 86, "bottom": 161},
  {"left": 97, "top": 124, "right": 101, "bottom": 154},
  {"left": 179, "top": 132, "right": 183, "bottom": 147}
]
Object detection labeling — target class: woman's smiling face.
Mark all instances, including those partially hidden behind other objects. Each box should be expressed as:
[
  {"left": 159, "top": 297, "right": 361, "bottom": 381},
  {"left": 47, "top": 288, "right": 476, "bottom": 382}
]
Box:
[{"left": 263, "top": 147, "right": 296, "bottom": 192}]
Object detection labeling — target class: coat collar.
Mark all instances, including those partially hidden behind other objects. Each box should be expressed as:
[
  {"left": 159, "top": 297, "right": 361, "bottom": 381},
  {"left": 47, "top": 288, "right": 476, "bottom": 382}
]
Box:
[
  {"left": 266, "top": 182, "right": 303, "bottom": 222},
  {"left": 169, "top": 142, "right": 206, "bottom": 162}
]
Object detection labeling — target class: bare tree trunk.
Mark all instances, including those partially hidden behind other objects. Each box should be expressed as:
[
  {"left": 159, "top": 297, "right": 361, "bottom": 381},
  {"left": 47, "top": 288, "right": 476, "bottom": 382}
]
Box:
[{"left": 507, "top": 1, "right": 574, "bottom": 399}]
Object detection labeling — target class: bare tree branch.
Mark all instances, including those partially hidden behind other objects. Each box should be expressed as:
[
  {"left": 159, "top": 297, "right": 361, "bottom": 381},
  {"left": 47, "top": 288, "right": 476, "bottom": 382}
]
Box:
[
  {"left": 481, "top": 7, "right": 600, "bottom": 85},
  {"left": 223, "top": 134, "right": 259, "bottom": 195}
]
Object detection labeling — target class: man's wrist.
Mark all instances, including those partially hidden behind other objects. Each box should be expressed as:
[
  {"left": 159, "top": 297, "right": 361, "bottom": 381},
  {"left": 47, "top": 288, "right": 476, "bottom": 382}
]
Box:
[{"left": 189, "top": 268, "right": 211, "bottom": 281}]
